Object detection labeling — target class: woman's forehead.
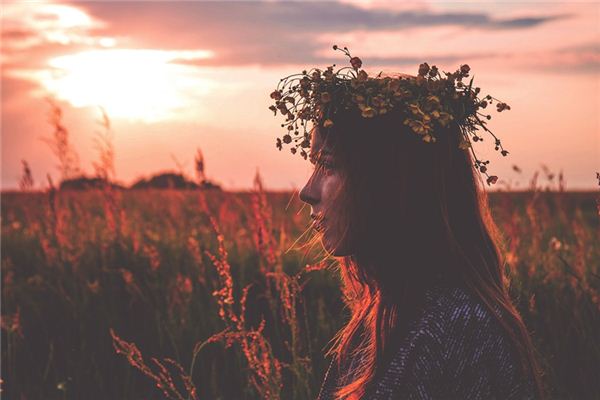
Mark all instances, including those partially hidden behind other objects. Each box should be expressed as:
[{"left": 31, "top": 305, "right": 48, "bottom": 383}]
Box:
[
  {"left": 311, "top": 126, "right": 324, "bottom": 150},
  {"left": 310, "top": 126, "right": 334, "bottom": 157}
]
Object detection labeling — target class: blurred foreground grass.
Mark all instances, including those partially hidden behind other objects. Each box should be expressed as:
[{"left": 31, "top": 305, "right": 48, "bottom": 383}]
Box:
[{"left": 1, "top": 180, "right": 599, "bottom": 399}]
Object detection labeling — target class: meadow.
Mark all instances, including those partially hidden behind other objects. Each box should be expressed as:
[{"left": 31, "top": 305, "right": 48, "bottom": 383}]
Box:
[{"left": 1, "top": 174, "right": 599, "bottom": 399}]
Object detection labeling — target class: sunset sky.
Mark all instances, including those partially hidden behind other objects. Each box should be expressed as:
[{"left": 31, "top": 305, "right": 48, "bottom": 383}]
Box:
[{"left": 2, "top": 0, "right": 598, "bottom": 191}]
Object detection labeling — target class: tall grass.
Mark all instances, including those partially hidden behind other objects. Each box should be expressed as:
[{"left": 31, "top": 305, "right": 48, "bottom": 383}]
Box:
[
  {"left": 1, "top": 177, "right": 345, "bottom": 399},
  {"left": 2, "top": 101, "right": 599, "bottom": 399},
  {"left": 1, "top": 177, "right": 599, "bottom": 399}
]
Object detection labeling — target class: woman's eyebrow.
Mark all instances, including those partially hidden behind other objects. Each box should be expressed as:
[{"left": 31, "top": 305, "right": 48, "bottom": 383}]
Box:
[{"left": 309, "top": 149, "right": 332, "bottom": 163}]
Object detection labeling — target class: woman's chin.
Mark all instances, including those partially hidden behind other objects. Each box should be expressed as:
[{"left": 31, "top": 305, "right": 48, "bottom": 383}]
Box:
[{"left": 321, "top": 233, "right": 352, "bottom": 257}]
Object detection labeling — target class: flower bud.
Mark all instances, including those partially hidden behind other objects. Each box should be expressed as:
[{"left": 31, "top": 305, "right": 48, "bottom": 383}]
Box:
[
  {"left": 350, "top": 56, "right": 363, "bottom": 69},
  {"left": 270, "top": 90, "right": 282, "bottom": 100},
  {"left": 486, "top": 175, "right": 498, "bottom": 185}
]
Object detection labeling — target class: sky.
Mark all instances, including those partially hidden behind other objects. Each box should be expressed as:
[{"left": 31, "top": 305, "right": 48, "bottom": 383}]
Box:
[{"left": 2, "top": 0, "right": 599, "bottom": 191}]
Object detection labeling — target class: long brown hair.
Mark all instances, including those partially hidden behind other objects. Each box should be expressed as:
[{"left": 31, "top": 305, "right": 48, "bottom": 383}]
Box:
[{"left": 311, "top": 106, "right": 547, "bottom": 400}]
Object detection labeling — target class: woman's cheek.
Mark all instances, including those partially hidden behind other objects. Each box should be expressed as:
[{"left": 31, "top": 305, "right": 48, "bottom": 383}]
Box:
[
  {"left": 322, "top": 172, "right": 351, "bottom": 256},
  {"left": 321, "top": 173, "right": 341, "bottom": 203}
]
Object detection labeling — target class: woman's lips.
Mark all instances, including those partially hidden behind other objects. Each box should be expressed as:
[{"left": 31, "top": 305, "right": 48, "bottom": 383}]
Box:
[{"left": 310, "top": 213, "right": 326, "bottom": 232}]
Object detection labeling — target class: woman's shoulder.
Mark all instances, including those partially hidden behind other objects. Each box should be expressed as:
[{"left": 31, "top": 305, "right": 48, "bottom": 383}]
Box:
[
  {"left": 319, "top": 283, "right": 538, "bottom": 399},
  {"left": 415, "top": 282, "right": 518, "bottom": 362},
  {"left": 392, "top": 286, "right": 533, "bottom": 398},
  {"left": 419, "top": 282, "right": 503, "bottom": 333}
]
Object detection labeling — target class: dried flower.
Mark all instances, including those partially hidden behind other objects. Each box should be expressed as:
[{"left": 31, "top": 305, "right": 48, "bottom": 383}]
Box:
[
  {"left": 268, "top": 44, "right": 512, "bottom": 183},
  {"left": 429, "top": 65, "right": 439, "bottom": 78},
  {"left": 269, "top": 90, "right": 282, "bottom": 100},
  {"left": 359, "top": 105, "right": 376, "bottom": 118},
  {"left": 496, "top": 102, "right": 511, "bottom": 112},
  {"left": 460, "top": 64, "right": 471, "bottom": 76},
  {"left": 423, "top": 134, "right": 435, "bottom": 143},
  {"left": 121, "top": 269, "right": 134, "bottom": 285},
  {"left": 350, "top": 56, "right": 362, "bottom": 70},
  {"left": 549, "top": 237, "right": 562, "bottom": 251},
  {"left": 486, "top": 175, "right": 498, "bottom": 185}
]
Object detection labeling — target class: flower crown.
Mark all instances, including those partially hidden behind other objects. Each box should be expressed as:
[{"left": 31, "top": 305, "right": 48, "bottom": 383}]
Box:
[{"left": 268, "top": 44, "right": 511, "bottom": 185}]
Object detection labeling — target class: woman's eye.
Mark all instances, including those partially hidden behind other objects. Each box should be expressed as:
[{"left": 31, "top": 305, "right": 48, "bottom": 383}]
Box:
[
  {"left": 318, "top": 160, "right": 334, "bottom": 170},
  {"left": 316, "top": 160, "right": 336, "bottom": 175}
]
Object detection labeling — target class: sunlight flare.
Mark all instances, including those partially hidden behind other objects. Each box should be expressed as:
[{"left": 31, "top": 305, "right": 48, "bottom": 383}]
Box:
[{"left": 35, "top": 49, "right": 216, "bottom": 122}]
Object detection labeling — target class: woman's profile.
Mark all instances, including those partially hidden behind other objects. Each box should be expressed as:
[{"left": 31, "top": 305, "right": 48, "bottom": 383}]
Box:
[{"left": 269, "top": 45, "right": 546, "bottom": 400}]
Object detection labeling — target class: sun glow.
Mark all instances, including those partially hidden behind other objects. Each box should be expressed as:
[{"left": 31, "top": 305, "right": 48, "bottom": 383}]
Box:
[
  {"left": 2, "top": 0, "right": 106, "bottom": 51},
  {"left": 35, "top": 49, "right": 216, "bottom": 122}
]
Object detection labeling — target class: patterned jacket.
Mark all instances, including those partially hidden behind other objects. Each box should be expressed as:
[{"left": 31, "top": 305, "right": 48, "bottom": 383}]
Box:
[{"left": 316, "top": 283, "right": 538, "bottom": 400}]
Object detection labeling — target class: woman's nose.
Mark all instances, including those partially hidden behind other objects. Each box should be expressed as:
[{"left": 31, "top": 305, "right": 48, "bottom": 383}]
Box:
[{"left": 299, "top": 176, "right": 319, "bottom": 205}]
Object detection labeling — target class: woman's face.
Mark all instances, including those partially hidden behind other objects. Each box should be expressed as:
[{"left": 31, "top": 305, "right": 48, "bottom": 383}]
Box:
[{"left": 299, "top": 127, "right": 352, "bottom": 256}]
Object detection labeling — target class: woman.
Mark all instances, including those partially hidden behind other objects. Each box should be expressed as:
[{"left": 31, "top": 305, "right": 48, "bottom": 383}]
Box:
[{"left": 269, "top": 46, "right": 546, "bottom": 399}]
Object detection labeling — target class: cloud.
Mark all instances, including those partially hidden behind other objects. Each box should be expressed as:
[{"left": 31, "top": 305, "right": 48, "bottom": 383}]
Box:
[
  {"left": 1, "top": 0, "right": 580, "bottom": 72},
  {"left": 2, "top": 28, "right": 38, "bottom": 41},
  {"left": 521, "top": 41, "right": 600, "bottom": 73},
  {"left": 1, "top": 1, "right": 111, "bottom": 68},
  {"left": 68, "top": 1, "right": 571, "bottom": 67},
  {"left": 492, "top": 14, "right": 572, "bottom": 28}
]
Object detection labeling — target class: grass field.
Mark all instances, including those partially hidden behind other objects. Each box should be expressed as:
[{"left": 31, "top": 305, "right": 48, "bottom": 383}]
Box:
[{"left": 1, "top": 177, "right": 599, "bottom": 399}]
